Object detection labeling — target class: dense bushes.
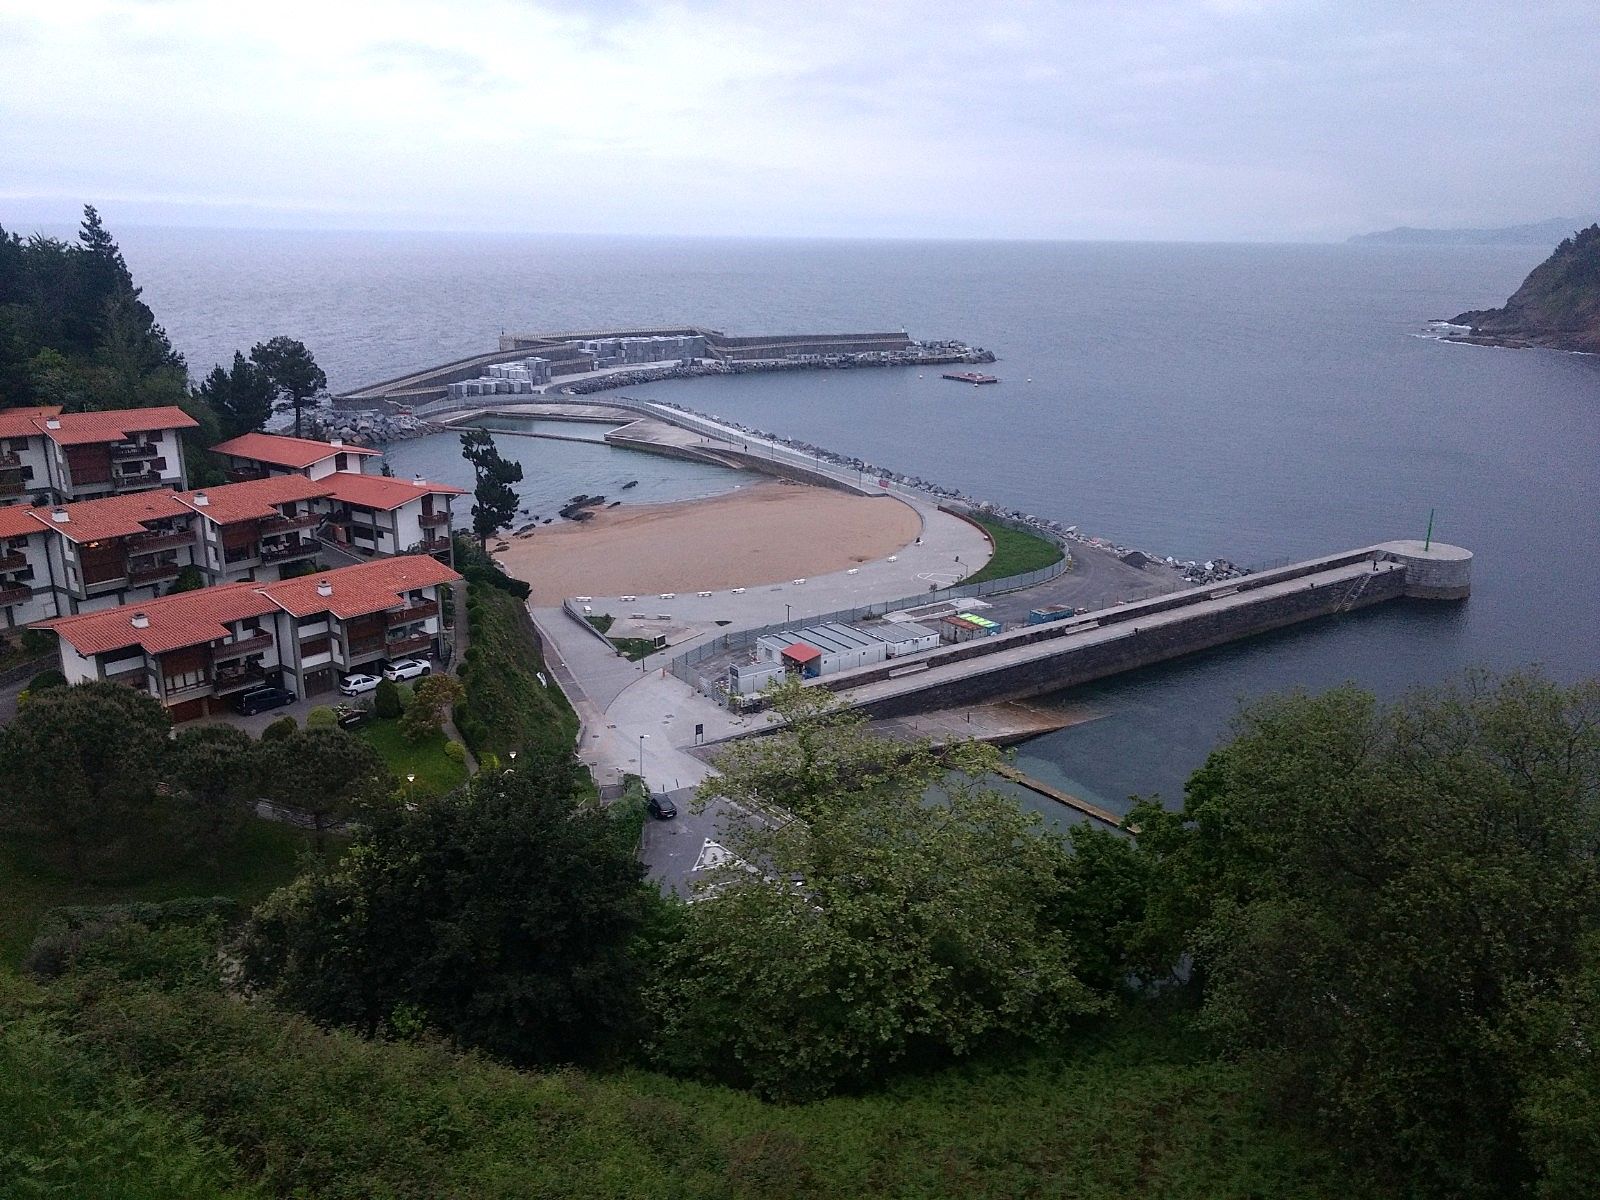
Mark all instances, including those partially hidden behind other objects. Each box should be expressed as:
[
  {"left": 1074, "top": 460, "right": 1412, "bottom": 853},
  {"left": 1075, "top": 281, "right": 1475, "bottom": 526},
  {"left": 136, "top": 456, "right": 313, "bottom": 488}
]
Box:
[
  {"left": 373, "top": 677, "right": 402, "bottom": 719},
  {"left": 26, "top": 668, "right": 66, "bottom": 693},
  {"left": 452, "top": 532, "right": 530, "bottom": 599},
  {"left": 455, "top": 583, "right": 576, "bottom": 765}
]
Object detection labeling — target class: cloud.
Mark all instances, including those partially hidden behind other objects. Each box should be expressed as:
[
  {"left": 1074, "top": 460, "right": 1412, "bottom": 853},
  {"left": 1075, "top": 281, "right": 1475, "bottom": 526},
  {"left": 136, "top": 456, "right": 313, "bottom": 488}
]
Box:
[{"left": 0, "top": 0, "right": 1595, "bottom": 239}]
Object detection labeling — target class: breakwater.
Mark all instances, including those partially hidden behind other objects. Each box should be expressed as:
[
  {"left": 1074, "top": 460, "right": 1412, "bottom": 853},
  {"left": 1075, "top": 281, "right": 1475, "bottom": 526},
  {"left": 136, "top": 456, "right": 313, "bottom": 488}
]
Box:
[{"left": 821, "top": 542, "right": 1471, "bottom": 719}]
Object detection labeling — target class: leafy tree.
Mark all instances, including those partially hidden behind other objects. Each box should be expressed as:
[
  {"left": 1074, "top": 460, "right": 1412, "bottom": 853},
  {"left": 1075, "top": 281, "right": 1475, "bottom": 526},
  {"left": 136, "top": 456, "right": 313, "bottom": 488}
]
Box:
[
  {"left": 0, "top": 682, "right": 172, "bottom": 880},
  {"left": 162, "top": 724, "right": 256, "bottom": 867},
  {"left": 373, "top": 677, "right": 403, "bottom": 719},
  {"left": 196, "top": 350, "right": 275, "bottom": 440},
  {"left": 165, "top": 564, "right": 205, "bottom": 594},
  {"left": 261, "top": 714, "right": 297, "bottom": 741},
  {"left": 648, "top": 682, "right": 1103, "bottom": 1100},
  {"left": 250, "top": 336, "right": 326, "bottom": 437},
  {"left": 1137, "top": 671, "right": 1600, "bottom": 1199},
  {"left": 459, "top": 428, "right": 523, "bottom": 547},
  {"left": 255, "top": 727, "right": 391, "bottom": 849},
  {"left": 400, "top": 674, "right": 464, "bottom": 743},
  {"left": 305, "top": 705, "right": 338, "bottom": 730},
  {"left": 240, "top": 767, "right": 652, "bottom": 1065}
]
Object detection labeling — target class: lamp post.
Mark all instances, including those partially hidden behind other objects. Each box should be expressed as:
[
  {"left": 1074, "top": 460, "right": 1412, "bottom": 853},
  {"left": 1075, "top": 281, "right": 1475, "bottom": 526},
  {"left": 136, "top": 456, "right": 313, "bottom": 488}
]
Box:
[
  {"left": 784, "top": 603, "right": 791, "bottom": 626},
  {"left": 508, "top": 749, "right": 517, "bottom": 771},
  {"left": 405, "top": 773, "right": 416, "bottom": 809},
  {"left": 637, "top": 733, "right": 649, "bottom": 785}
]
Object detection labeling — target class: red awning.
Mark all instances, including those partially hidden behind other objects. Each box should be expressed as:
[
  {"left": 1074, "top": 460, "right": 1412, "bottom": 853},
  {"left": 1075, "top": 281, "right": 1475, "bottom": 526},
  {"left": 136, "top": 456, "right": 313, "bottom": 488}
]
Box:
[{"left": 781, "top": 641, "right": 822, "bottom": 664}]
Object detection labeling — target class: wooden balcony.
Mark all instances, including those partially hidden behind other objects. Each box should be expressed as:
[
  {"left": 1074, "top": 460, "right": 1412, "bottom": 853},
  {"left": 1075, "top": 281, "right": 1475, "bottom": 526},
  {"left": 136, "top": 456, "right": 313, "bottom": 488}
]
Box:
[
  {"left": 226, "top": 467, "right": 266, "bottom": 483},
  {"left": 386, "top": 599, "right": 439, "bottom": 625},
  {"left": 213, "top": 632, "right": 274, "bottom": 661},
  {"left": 385, "top": 632, "right": 434, "bottom": 656},
  {"left": 418, "top": 510, "right": 451, "bottom": 528},
  {"left": 415, "top": 536, "right": 451, "bottom": 554},
  {"left": 213, "top": 663, "right": 267, "bottom": 693},
  {"left": 127, "top": 560, "right": 182, "bottom": 585},
  {"left": 125, "top": 528, "right": 194, "bottom": 553},
  {"left": 163, "top": 677, "right": 214, "bottom": 699},
  {"left": 110, "top": 441, "right": 161, "bottom": 461},
  {"left": 260, "top": 511, "right": 322, "bottom": 534},
  {"left": 261, "top": 539, "right": 317, "bottom": 563},
  {"left": 0, "top": 583, "right": 32, "bottom": 607},
  {"left": 0, "top": 549, "right": 27, "bottom": 571},
  {"left": 0, "top": 450, "right": 20, "bottom": 469},
  {"left": 104, "top": 663, "right": 150, "bottom": 688},
  {"left": 114, "top": 469, "right": 164, "bottom": 490},
  {"left": 346, "top": 636, "right": 387, "bottom": 658},
  {"left": 0, "top": 477, "right": 23, "bottom": 497}
]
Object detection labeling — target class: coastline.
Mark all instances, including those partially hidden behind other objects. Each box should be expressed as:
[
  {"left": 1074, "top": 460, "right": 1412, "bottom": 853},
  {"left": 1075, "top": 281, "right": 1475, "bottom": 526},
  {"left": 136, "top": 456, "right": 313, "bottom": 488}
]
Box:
[{"left": 494, "top": 480, "right": 927, "bottom": 605}]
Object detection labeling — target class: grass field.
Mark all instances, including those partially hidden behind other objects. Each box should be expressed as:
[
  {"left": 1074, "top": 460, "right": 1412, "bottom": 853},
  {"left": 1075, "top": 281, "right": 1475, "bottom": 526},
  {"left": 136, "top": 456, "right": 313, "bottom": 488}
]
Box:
[
  {"left": 458, "top": 585, "right": 579, "bottom": 762},
  {"left": 359, "top": 716, "right": 469, "bottom": 798},
  {"left": 0, "top": 820, "right": 324, "bottom": 970},
  {"left": 961, "top": 515, "right": 1065, "bottom": 585}
]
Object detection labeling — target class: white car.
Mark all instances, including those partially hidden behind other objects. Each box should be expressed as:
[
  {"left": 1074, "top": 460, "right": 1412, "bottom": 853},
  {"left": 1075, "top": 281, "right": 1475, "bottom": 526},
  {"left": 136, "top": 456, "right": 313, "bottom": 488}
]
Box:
[
  {"left": 382, "top": 658, "right": 432, "bottom": 682},
  {"left": 339, "top": 673, "right": 381, "bottom": 696}
]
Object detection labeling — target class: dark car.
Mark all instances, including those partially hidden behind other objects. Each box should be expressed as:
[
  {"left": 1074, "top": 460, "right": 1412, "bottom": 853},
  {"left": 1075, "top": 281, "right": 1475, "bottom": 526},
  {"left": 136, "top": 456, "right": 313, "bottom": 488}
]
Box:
[
  {"left": 647, "top": 792, "right": 677, "bottom": 820},
  {"left": 235, "top": 685, "right": 295, "bottom": 716}
]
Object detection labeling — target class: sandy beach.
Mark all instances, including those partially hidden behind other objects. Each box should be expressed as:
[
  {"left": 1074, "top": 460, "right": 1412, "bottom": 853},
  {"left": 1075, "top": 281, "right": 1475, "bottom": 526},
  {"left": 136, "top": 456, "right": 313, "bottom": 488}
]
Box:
[{"left": 497, "top": 481, "right": 923, "bottom": 604}]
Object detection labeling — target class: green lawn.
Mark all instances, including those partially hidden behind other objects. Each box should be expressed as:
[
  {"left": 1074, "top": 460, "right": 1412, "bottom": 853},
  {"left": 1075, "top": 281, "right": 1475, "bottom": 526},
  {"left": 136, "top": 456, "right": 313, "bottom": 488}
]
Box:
[
  {"left": 609, "top": 637, "right": 656, "bottom": 661},
  {"left": 0, "top": 819, "right": 324, "bottom": 970},
  {"left": 359, "top": 717, "right": 469, "bottom": 799},
  {"left": 961, "top": 515, "right": 1066, "bottom": 585}
]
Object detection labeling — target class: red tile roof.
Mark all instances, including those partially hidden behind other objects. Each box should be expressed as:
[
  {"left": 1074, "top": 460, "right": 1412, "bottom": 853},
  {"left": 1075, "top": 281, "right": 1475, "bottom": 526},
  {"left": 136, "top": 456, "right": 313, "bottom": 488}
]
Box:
[
  {"left": 211, "top": 431, "right": 379, "bottom": 469},
  {"left": 28, "top": 490, "right": 193, "bottom": 543},
  {"left": 34, "top": 406, "right": 199, "bottom": 446},
  {"left": 41, "top": 555, "right": 461, "bottom": 657},
  {"left": 174, "top": 475, "right": 332, "bottom": 525},
  {"left": 323, "top": 473, "right": 465, "bottom": 511},
  {"left": 262, "top": 554, "right": 461, "bottom": 619},
  {"left": 0, "top": 507, "right": 46, "bottom": 540},
  {"left": 0, "top": 406, "right": 62, "bottom": 439},
  {"left": 41, "top": 581, "right": 278, "bottom": 657}
]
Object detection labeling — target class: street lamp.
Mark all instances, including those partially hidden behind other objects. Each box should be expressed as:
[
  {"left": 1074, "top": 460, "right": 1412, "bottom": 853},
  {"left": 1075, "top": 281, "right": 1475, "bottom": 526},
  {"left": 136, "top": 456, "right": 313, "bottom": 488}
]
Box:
[
  {"left": 405, "top": 773, "right": 416, "bottom": 808},
  {"left": 508, "top": 749, "right": 517, "bottom": 770},
  {"left": 784, "top": 603, "right": 791, "bottom": 626},
  {"left": 638, "top": 733, "right": 649, "bottom": 783}
]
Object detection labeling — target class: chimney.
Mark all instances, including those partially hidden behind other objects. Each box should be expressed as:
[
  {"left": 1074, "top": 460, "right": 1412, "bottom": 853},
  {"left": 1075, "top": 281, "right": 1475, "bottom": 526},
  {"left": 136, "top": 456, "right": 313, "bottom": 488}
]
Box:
[
  {"left": 316, "top": 578, "right": 333, "bottom": 597},
  {"left": 330, "top": 438, "right": 343, "bottom": 447},
  {"left": 192, "top": 490, "right": 209, "bottom": 506},
  {"left": 131, "top": 612, "right": 149, "bottom": 628},
  {"left": 412, "top": 474, "right": 425, "bottom": 487},
  {"left": 50, "top": 508, "right": 69, "bottom": 523},
  {"left": 45, "top": 417, "right": 61, "bottom": 429}
]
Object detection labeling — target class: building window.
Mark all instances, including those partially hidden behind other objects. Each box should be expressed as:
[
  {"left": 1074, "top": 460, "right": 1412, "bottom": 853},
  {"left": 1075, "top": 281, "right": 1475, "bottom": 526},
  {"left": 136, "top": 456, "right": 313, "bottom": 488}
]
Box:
[{"left": 163, "top": 668, "right": 206, "bottom": 692}]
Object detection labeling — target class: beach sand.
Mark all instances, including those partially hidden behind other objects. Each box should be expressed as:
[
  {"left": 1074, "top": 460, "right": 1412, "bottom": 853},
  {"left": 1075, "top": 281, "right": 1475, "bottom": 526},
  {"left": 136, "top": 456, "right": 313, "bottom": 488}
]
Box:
[{"left": 497, "top": 481, "right": 923, "bottom": 604}]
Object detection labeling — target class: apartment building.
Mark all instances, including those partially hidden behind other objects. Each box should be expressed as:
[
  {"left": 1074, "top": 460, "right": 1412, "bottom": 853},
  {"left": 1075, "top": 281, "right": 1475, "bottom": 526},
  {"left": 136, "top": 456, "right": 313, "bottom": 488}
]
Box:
[
  {"left": 0, "top": 506, "right": 58, "bottom": 629},
  {"left": 319, "top": 474, "right": 463, "bottom": 560},
  {"left": 211, "top": 431, "right": 379, "bottom": 481},
  {"left": 34, "top": 491, "right": 201, "bottom": 614},
  {"left": 0, "top": 405, "right": 198, "bottom": 504},
  {"left": 42, "top": 554, "right": 460, "bottom": 720},
  {"left": 174, "top": 475, "right": 332, "bottom": 584}
]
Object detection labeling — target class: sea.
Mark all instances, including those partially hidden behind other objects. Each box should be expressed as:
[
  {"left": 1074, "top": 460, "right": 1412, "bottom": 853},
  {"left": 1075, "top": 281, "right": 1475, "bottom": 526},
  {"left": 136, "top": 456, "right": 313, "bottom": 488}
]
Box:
[{"left": 115, "top": 227, "right": 1600, "bottom": 814}]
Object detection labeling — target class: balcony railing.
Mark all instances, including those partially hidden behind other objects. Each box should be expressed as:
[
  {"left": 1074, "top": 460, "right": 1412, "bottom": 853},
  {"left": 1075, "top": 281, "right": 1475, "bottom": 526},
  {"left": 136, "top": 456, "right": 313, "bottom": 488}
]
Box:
[
  {"left": 162, "top": 677, "right": 214, "bottom": 699},
  {"left": 0, "top": 478, "right": 23, "bottom": 497},
  {"left": 213, "top": 663, "right": 267, "bottom": 693},
  {"left": 386, "top": 600, "right": 439, "bottom": 625},
  {"left": 110, "top": 441, "right": 160, "bottom": 461},
  {"left": 104, "top": 664, "right": 150, "bottom": 689},
  {"left": 261, "top": 540, "right": 317, "bottom": 563},
  {"left": 418, "top": 511, "right": 451, "bottom": 528},
  {"left": 127, "top": 560, "right": 182, "bottom": 585},
  {"left": 260, "top": 511, "right": 322, "bottom": 534},
  {"left": 415, "top": 536, "right": 451, "bottom": 553},
  {"left": 226, "top": 467, "right": 266, "bottom": 483},
  {"left": 385, "top": 632, "right": 433, "bottom": 656},
  {"left": 114, "top": 470, "right": 163, "bottom": 490},
  {"left": 124, "top": 528, "right": 193, "bottom": 553},
  {"left": 0, "top": 583, "right": 32, "bottom": 607},
  {"left": 0, "top": 550, "right": 27, "bottom": 571},
  {"left": 0, "top": 450, "right": 21, "bottom": 469},
  {"left": 346, "top": 636, "right": 388, "bottom": 658},
  {"left": 213, "top": 632, "right": 274, "bottom": 661}
]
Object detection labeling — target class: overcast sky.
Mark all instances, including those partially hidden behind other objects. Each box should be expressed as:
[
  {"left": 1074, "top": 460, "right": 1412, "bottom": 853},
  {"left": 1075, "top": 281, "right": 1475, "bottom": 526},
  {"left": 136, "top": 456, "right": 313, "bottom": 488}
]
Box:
[{"left": 1, "top": 0, "right": 1595, "bottom": 241}]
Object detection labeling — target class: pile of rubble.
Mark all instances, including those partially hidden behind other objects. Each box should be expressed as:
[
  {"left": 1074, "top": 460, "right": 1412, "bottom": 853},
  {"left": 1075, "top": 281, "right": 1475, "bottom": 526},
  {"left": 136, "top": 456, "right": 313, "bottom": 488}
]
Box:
[{"left": 302, "top": 406, "right": 440, "bottom": 448}]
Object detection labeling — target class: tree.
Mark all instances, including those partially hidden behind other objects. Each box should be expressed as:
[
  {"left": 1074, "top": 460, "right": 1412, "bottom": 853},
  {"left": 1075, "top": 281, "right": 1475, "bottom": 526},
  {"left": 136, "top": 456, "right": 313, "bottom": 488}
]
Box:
[
  {"left": 250, "top": 336, "right": 326, "bottom": 437},
  {"left": 255, "top": 727, "right": 392, "bottom": 849},
  {"left": 459, "top": 428, "right": 523, "bottom": 547},
  {"left": 373, "top": 677, "right": 403, "bottom": 719},
  {"left": 163, "top": 724, "right": 256, "bottom": 867},
  {"left": 0, "top": 682, "right": 172, "bottom": 880},
  {"left": 400, "top": 674, "right": 464, "bottom": 743},
  {"left": 1136, "top": 671, "right": 1600, "bottom": 1199},
  {"left": 647, "top": 682, "right": 1103, "bottom": 1100},
  {"left": 197, "top": 350, "right": 275, "bottom": 439},
  {"left": 165, "top": 564, "right": 205, "bottom": 594},
  {"left": 240, "top": 767, "right": 653, "bottom": 1066}
]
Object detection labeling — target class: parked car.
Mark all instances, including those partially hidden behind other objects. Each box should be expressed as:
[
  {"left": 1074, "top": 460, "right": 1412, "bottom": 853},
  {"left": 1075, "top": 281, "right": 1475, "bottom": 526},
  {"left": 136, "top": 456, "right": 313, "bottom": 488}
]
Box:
[
  {"left": 332, "top": 704, "right": 371, "bottom": 730},
  {"left": 339, "top": 672, "right": 381, "bottom": 696},
  {"left": 647, "top": 792, "right": 678, "bottom": 820},
  {"left": 382, "top": 658, "right": 432, "bottom": 682},
  {"left": 235, "top": 685, "right": 295, "bottom": 716}
]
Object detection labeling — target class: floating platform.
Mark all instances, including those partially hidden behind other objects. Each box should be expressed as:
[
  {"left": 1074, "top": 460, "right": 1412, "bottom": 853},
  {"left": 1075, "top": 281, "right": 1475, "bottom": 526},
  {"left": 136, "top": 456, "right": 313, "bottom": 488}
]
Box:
[{"left": 943, "top": 371, "right": 999, "bottom": 384}]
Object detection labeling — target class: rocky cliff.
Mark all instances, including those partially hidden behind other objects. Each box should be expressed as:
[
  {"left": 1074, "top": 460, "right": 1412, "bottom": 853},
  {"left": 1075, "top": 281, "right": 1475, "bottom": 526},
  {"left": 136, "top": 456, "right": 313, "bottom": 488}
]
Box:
[{"left": 1450, "top": 224, "right": 1600, "bottom": 352}]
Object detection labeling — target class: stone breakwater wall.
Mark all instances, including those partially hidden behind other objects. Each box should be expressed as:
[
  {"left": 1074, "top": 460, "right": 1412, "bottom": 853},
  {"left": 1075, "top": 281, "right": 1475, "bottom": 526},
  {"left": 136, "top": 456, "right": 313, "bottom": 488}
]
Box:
[
  {"left": 303, "top": 408, "right": 441, "bottom": 448},
  {"left": 560, "top": 348, "right": 994, "bottom": 395}
]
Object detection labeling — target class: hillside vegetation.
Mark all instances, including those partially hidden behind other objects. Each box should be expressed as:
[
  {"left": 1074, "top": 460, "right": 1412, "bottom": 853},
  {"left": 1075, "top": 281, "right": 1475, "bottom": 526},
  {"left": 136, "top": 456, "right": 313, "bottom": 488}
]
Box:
[{"left": 1452, "top": 223, "right": 1600, "bottom": 351}]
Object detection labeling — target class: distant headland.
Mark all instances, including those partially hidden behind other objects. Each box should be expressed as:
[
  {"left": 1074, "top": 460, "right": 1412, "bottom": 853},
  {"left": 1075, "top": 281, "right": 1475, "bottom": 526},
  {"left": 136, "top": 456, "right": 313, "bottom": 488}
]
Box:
[
  {"left": 1438, "top": 224, "right": 1600, "bottom": 353},
  {"left": 1350, "top": 216, "right": 1597, "bottom": 246}
]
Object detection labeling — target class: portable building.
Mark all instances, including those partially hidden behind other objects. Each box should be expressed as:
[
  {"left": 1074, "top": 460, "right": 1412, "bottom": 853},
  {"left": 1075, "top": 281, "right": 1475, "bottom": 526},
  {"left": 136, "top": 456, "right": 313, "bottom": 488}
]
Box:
[
  {"left": 957, "top": 612, "right": 1003, "bottom": 636},
  {"left": 780, "top": 641, "right": 823, "bottom": 678},
  {"left": 861, "top": 620, "right": 940, "bottom": 656},
  {"left": 728, "top": 660, "right": 785, "bottom": 696},
  {"left": 940, "top": 614, "right": 987, "bottom": 643}
]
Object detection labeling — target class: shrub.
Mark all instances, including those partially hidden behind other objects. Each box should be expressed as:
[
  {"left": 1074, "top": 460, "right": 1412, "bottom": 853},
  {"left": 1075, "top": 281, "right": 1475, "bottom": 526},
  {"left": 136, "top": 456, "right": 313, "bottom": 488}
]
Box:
[
  {"left": 262, "top": 715, "right": 297, "bottom": 742},
  {"left": 165, "top": 565, "right": 205, "bottom": 594},
  {"left": 305, "top": 706, "right": 337, "bottom": 730},
  {"left": 27, "top": 668, "right": 67, "bottom": 693},
  {"left": 374, "top": 678, "right": 402, "bottom": 719},
  {"left": 443, "top": 740, "right": 467, "bottom": 763}
]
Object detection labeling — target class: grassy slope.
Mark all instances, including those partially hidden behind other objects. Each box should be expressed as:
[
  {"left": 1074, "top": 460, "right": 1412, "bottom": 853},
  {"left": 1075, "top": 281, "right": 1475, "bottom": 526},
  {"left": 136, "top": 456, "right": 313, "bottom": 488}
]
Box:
[
  {"left": 0, "top": 820, "right": 322, "bottom": 970},
  {"left": 22, "top": 970, "right": 1347, "bottom": 1200},
  {"left": 961, "top": 515, "right": 1066, "bottom": 586},
  {"left": 460, "top": 584, "right": 578, "bottom": 760},
  {"left": 359, "top": 716, "right": 469, "bottom": 798}
]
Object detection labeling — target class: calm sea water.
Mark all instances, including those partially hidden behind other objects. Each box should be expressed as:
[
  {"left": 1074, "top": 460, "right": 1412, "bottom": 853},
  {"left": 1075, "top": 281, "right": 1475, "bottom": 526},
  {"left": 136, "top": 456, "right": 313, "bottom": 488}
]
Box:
[{"left": 118, "top": 228, "right": 1600, "bottom": 810}]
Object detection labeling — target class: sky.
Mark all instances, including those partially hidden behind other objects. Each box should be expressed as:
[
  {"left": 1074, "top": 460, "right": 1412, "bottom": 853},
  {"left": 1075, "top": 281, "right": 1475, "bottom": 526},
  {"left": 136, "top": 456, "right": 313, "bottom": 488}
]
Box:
[{"left": 1, "top": 0, "right": 1596, "bottom": 241}]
